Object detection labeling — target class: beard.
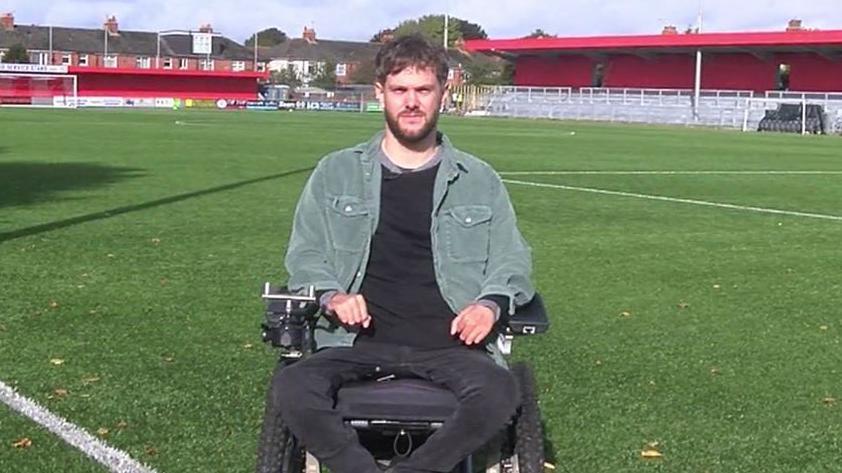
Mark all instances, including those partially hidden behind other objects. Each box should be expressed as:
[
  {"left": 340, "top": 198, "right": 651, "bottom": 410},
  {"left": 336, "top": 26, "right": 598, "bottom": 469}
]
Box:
[{"left": 384, "top": 107, "right": 440, "bottom": 145}]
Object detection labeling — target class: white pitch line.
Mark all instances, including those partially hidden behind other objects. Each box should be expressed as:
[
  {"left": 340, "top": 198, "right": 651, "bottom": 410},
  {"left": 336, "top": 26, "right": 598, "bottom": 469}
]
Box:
[
  {"left": 500, "top": 170, "right": 842, "bottom": 176},
  {"left": 0, "top": 380, "right": 159, "bottom": 473},
  {"left": 503, "top": 179, "right": 842, "bottom": 222}
]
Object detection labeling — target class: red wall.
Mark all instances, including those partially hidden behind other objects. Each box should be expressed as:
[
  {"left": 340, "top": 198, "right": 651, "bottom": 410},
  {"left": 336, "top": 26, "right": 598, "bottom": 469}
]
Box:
[
  {"left": 77, "top": 73, "right": 259, "bottom": 100},
  {"left": 778, "top": 53, "right": 842, "bottom": 91},
  {"left": 603, "top": 55, "right": 694, "bottom": 88},
  {"left": 514, "top": 51, "right": 842, "bottom": 92},
  {"left": 700, "top": 54, "right": 776, "bottom": 91},
  {"left": 514, "top": 55, "right": 594, "bottom": 87},
  {"left": 0, "top": 77, "right": 70, "bottom": 97}
]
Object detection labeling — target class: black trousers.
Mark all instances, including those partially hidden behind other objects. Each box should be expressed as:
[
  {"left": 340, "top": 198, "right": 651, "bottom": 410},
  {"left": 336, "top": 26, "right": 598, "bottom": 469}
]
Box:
[{"left": 271, "top": 341, "right": 520, "bottom": 473}]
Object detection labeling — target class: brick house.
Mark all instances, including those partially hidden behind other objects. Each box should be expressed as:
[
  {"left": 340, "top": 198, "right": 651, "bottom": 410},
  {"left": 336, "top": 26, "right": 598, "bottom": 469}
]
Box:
[
  {"left": 0, "top": 13, "right": 260, "bottom": 72},
  {"left": 262, "top": 27, "right": 470, "bottom": 87},
  {"left": 262, "top": 27, "right": 380, "bottom": 86}
]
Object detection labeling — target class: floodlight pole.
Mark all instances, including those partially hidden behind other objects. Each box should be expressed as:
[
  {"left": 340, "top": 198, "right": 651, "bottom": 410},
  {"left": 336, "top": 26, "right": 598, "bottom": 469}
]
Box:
[
  {"left": 254, "top": 31, "right": 258, "bottom": 71},
  {"left": 48, "top": 26, "right": 53, "bottom": 64},
  {"left": 693, "top": 1, "right": 703, "bottom": 121},
  {"left": 443, "top": 14, "right": 449, "bottom": 48},
  {"left": 156, "top": 32, "right": 161, "bottom": 68}
]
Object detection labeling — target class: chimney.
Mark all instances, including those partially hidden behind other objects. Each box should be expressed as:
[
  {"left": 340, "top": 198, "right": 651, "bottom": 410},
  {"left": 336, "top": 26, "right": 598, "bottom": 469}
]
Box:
[
  {"left": 199, "top": 23, "right": 213, "bottom": 33},
  {"left": 661, "top": 25, "right": 678, "bottom": 35},
  {"left": 302, "top": 26, "right": 317, "bottom": 44},
  {"left": 104, "top": 15, "right": 119, "bottom": 36},
  {"left": 786, "top": 19, "right": 803, "bottom": 32},
  {"left": 1, "top": 12, "right": 14, "bottom": 31}
]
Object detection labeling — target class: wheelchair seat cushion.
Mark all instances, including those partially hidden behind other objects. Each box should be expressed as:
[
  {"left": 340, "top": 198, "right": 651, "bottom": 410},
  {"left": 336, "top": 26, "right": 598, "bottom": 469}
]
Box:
[{"left": 336, "top": 378, "right": 458, "bottom": 422}]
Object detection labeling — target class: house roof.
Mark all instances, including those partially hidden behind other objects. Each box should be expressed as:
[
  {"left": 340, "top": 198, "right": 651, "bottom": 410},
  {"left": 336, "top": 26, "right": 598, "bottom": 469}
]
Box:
[
  {"left": 260, "top": 38, "right": 380, "bottom": 63},
  {"left": 0, "top": 24, "right": 254, "bottom": 59},
  {"left": 259, "top": 37, "right": 493, "bottom": 72}
]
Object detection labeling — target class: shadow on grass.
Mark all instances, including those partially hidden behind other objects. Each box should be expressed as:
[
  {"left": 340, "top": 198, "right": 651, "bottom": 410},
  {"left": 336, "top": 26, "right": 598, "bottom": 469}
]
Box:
[
  {"left": 0, "top": 166, "right": 315, "bottom": 243},
  {"left": 0, "top": 162, "right": 145, "bottom": 209}
]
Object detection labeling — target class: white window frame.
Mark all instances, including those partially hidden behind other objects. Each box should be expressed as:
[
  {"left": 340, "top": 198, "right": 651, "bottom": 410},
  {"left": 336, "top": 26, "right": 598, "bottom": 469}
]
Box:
[
  {"left": 335, "top": 63, "right": 347, "bottom": 77},
  {"left": 232, "top": 60, "right": 245, "bottom": 72},
  {"left": 31, "top": 51, "right": 50, "bottom": 65},
  {"left": 200, "top": 58, "right": 214, "bottom": 71},
  {"left": 0, "top": 51, "right": 5, "bottom": 63},
  {"left": 104, "top": 55, "right": 118, "bottom": 68},
  {"left": 136, "top": 56, "right": 151, "bottom": 69},
  {"left": 163, "top": 57, "right": 173, "bottom": 69},
  {"left": 257, "top": 62, "right": 266, "bottom": 72},
  {"left": 78, "top": 54, "right": 89, "bottom": 67},
  {"left": 61, "top": 54, "right": 73, "bottom": 66},
  {"left": 179, "top": 58, "right": 189, "bottom": 70}
]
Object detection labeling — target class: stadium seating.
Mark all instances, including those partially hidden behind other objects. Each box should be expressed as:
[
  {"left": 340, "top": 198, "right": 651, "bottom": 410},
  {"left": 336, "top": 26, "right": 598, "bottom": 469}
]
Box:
[{"left": 472, "top": 87, "right": 842, "bottom": 134}]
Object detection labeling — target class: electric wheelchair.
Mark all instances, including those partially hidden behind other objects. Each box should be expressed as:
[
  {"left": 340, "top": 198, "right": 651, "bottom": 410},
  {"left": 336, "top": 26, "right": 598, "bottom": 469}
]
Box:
[{"left": 255, "top": 285, "right": 550, "bottom": 473}]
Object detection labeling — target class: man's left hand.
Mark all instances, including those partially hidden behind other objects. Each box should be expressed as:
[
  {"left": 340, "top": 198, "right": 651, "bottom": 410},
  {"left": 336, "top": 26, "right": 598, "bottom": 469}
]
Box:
[{"left": 451, "top": 304, "right": 496, "bottom": 345}]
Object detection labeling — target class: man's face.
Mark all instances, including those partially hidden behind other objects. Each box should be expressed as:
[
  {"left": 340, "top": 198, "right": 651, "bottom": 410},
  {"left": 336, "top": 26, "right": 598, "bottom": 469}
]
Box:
[{"left": 376, "top": 66, "right": 445, "bottom": 144}]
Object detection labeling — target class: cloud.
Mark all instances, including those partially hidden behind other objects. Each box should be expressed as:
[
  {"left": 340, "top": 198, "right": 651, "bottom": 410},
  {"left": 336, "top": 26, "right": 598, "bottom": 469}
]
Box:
[{"left": 3, "top": 0, "right": 841, "bottom": 43}]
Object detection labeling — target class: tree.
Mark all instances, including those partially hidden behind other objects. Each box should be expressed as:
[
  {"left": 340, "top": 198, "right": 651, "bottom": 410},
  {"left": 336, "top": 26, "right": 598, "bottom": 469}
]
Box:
[
  {"left": 462, "top": 55, "right": 515, "bottom": 86},
  {"left": 271, "top": 65, "right": 301, "bottom": 88},
  {"left": 378, "top": 15, "right": 487, "bottom": 46},
  {"left": 524, "top": 28, "right": 555, "bottom": 39},
  {"left": 456, "top": 19, "right": 487, "bottom": 40},
  {"left": 245, "top": 28, "right": 287, "bottom": 47},
  {"left": 370, "top": 29, "right": 393, "bottom": 43},
  {"left": 392, "top": 15, "right": 463, "bottom": 48},
  {"left": 463, "top": 60, "right": 501, "bottom": 85},
  {"left": 310, "top": 61, "right": 337, "bottom": 90},
  {"left": 349, "top": 59, "right": 376, "bottom": 85},
  {"left": 500, "top": 61, "right": 515, "bottom": 85},
  {"left": 3, "top": 43, "right": 29, "bottom": 63}
]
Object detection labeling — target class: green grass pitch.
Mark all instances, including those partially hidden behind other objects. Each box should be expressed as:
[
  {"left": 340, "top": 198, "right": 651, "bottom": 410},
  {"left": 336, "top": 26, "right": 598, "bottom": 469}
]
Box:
[{"left": 1, "top": 108, "right": 841, "bottom": 472}]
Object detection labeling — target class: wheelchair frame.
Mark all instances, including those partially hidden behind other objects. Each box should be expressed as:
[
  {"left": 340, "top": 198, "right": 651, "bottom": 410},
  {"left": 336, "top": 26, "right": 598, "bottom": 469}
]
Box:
[{"left": 256, "top": 284, "right": 550, "bottom": 473}]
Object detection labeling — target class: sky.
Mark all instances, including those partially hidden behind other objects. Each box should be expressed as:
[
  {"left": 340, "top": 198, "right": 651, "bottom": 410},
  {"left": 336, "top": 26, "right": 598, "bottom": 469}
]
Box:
[{"left": 2, "top": 0, "right": 842, "bottom": 44}]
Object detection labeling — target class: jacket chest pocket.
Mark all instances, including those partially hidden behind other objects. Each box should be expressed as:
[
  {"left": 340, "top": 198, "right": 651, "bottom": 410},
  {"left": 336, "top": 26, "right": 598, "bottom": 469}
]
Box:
[
  {"left": 444, "top": 205, "right": 492, "bottom": 263},
  {"left": 326, "top": 195, "right": 369, "bottom": 252}
]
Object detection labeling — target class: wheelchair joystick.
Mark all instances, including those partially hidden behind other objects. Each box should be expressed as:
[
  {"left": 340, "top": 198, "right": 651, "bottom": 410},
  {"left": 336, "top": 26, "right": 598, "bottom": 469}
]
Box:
[{"left": 260, "top": 284, "right": 319, "bottom": 358}]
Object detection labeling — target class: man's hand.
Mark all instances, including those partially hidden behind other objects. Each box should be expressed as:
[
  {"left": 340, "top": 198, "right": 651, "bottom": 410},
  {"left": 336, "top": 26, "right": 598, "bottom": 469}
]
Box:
[
  {"left": 450, "top": 303, "right": 496, "bottom": 345},
  {"left": 327, "top": 293, "right": 371, "bottom": 328}
]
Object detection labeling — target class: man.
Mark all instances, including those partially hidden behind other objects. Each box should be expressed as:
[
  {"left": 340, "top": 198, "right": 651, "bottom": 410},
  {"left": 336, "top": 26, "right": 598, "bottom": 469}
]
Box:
[{"left": 273, "top": 34, "right": 535, "bottom": 473}]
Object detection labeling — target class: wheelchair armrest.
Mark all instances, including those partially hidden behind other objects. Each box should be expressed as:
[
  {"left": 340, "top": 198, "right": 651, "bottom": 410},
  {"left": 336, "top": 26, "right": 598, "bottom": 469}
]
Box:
[
  {"left": 505, "top": 293, "right": 550, "bottom": 335},
  {"left": 262, "top": 283, "right": 320, "bottom": 319}
]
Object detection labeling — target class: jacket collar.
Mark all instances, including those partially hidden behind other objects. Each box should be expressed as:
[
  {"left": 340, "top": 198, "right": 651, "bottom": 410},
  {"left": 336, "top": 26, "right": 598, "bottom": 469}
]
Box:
[{"left": 360, "top": 130, "right": 466, "bottom": 179}]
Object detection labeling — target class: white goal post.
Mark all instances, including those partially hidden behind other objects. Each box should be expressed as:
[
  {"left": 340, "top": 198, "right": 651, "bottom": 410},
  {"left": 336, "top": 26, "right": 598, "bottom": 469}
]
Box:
[
  {"left": 0, "top": 72, "right": 78, "bottom": 108},
  {"left": 739, "top": 96, "right": 835, "bottom": 135}
]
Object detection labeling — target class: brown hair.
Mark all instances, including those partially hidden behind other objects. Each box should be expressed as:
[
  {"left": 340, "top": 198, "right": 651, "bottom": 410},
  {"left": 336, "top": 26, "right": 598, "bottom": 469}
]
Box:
[{"left": 375, "top": 34, "right": 449, "bottom": 85}]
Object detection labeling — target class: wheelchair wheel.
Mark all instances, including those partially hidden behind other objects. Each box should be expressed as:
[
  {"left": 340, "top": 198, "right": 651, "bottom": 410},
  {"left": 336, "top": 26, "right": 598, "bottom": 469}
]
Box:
[
  {"left": 510, "top": 362, "right": 544, "bottom": 473},
  {"left": 256, "top": 362, "right": 306, "bottom": 473}
]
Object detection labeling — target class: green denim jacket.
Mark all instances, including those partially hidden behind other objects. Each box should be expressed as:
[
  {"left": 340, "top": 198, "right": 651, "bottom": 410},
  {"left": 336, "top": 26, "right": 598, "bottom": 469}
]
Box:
[{"left": 284, "top": 131, "right": 534, "bottom": 352}]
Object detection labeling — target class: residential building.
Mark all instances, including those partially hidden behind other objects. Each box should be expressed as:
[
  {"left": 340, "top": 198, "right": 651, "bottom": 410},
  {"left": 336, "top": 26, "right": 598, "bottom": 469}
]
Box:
[{"left": 0, "top": 13, "right": 261, "bottom": 73}]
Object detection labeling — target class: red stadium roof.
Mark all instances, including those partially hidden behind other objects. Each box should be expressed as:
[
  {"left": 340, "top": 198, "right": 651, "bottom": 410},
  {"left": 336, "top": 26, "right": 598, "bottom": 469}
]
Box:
[
  {"left": 67, "top": 66, "right": 269, "bottom": 79},
  {"left": 465, "top": 29, "right": 842, "bottom": 55}
]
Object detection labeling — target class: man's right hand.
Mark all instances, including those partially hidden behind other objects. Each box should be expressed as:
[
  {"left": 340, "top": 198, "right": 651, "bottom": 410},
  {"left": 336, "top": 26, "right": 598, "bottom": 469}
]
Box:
[{"left": 327, "top": 293, "right": 371, "bottom": 328}]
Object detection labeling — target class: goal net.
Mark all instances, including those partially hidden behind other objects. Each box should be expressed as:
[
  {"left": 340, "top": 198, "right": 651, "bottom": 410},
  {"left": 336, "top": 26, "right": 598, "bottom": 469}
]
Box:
[
  {"left": 0, "top": 73, "right": 78, "bottom": 108},
  {"left": 741, "top": 97, "right": 839, "bottom": 135}
]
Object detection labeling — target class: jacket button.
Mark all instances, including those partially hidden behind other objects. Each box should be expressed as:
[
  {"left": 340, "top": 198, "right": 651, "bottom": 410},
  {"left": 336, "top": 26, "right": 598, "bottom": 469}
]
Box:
[
  {"left": 465, "top": 217, "right": 472, "bottom": 223},
  {"left": 345, "top": 205, "right": 353, "bottom": 212}
]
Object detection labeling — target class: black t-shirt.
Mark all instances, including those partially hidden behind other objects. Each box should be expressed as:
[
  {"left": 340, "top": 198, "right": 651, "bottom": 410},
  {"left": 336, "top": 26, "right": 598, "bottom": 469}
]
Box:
[{"left": 356, "top": 162, "right": 462, "bottom": 349}]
